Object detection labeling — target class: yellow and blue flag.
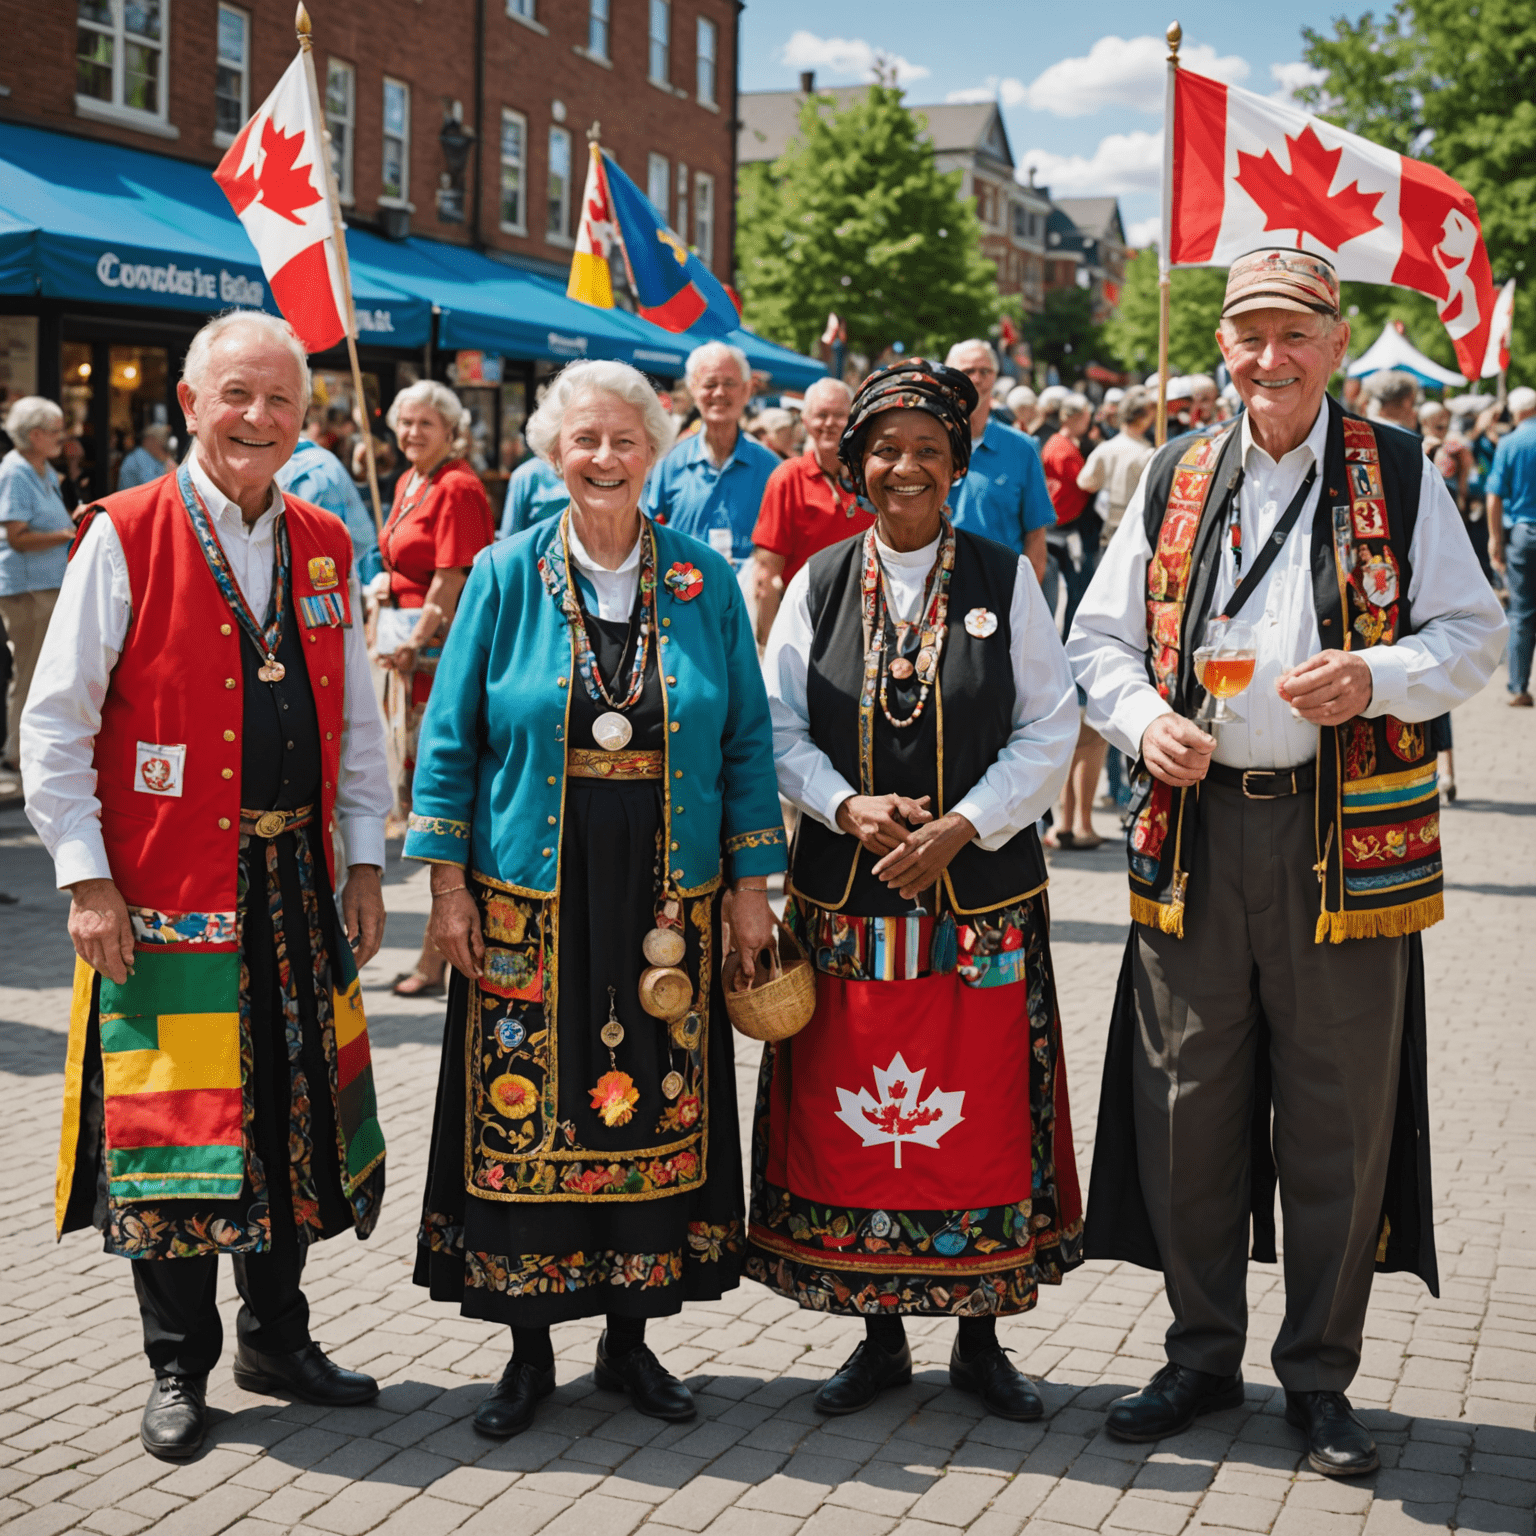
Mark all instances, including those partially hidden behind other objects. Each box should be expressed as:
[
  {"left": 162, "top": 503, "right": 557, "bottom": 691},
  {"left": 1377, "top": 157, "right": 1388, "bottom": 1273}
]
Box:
[{"left": 567, "top": 144, "right": 740, "bottom": 337}]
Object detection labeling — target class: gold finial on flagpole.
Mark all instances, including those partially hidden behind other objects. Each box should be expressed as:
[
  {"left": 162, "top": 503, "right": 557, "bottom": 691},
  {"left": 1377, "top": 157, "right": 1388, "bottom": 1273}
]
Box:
[
  {"left": 587, "top": 121, "right": 602, "bottom": 145},
  {"left": 296, "top": 3, "right": 313, "bottom": 50},
  {"left": 1166, "top": 21, "right": 1182, "bottom": 61}
]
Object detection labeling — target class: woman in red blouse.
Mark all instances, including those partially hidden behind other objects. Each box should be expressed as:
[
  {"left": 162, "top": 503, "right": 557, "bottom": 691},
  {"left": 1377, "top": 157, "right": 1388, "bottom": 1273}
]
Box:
[{"left": 376, "top": 380, "right": 495, "bottom": 994}]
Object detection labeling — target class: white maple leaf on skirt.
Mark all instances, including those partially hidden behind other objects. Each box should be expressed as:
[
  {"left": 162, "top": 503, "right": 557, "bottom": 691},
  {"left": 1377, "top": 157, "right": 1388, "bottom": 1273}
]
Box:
[{"left": 834, "top": 1051, "right": 966, "bottom": 1168}]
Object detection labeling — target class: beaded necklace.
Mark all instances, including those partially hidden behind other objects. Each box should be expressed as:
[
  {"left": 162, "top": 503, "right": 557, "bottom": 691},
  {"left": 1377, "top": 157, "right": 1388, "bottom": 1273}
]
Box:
[{"left": 538, "top": 512, "right": 657, "bottom": 710}]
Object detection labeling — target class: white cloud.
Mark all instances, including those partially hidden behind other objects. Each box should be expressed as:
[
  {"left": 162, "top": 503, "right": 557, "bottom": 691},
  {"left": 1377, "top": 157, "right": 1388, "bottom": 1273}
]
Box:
[
  {"left": 946, "top": 77, "right": 1027, "bottom": 108},
  {"left": 1019, "top": 129, "right": 1164, "bottom": 197},
  {"left": 1269, "top": 60, "right": 1328, "bottom": 105},
  {"left": 779, "top": 30, "right": 930, "bottom": 85},
  {"left": 1022, "top": 35, "right": 1249, "bottom": 117},
  {"left": 1125, "top": 214, "right": 1161, "bottom": 248}
]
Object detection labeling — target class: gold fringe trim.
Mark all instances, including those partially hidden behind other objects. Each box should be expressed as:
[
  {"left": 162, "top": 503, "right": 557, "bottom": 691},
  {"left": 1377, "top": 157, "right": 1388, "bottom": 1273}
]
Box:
[
  {"left": 1314, "top": 893, "right": 1444, "bottom": 945},
  {"left": 1375, "top": 1215, "right": 1391, "bottom": 1265},
  {"left": 1130, "top": 893, "right": 1186, "bottom": 939}
]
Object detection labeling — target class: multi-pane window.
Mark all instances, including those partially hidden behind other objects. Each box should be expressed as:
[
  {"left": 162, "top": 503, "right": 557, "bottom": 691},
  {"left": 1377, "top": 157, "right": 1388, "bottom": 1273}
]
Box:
[
  {"left": 675, "top": 161, "right": 689, "bottom": 243},
  {"left": 214, "top": 5, "right": 249, "bottom": 142},
  {"left": 508, "top": 0, "right": 535, "bottom": 19},
  {"left": 647, "top": 154, "right": 669, "bottom": 222},
  {"left": 76, "top": 0, "right": 168, "bottom": 120},
  {"left": 696, "top": 17, "right": 717, "bottom": 105},
  {"left": 382, "top": 78, "right": 410, "bottom": 202},
  {"left": 694, "top": 172, "right": 714, "bottom": 269},
  {"left": 648, "top": 0, "right": 670, "bottom": 85},
  {"left": 500, "top": 109, "right": 526, "bottom": 233},
  {"left": 325, "top": 59, "right": 355, "bottom": 202},
  {"left": 547, "top": 125, "right": 572, "bottom": 240},
  {"left": 587, "top": 0, "right": 609, "bottom": 59}
]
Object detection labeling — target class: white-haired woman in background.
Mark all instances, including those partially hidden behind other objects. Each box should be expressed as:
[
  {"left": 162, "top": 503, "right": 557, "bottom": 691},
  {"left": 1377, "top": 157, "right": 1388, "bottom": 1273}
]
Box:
[
  {"left": 0, "top": 395, "right": 73, "bottom": 769},
  {"left": 378, "top": 379, "right": 495, "bottom": 996},
  {"left": 403, "top": 359, "right": 786, "bottom": 1441}
]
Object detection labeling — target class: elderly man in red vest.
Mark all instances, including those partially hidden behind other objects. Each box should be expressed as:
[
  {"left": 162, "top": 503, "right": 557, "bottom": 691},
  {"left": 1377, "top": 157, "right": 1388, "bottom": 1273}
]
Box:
[
  {"left": 1067, "top": 250, "right": 1505, "bottom": 1477},
  {"left": 21, "top": 311, "right": 391, "bottom": 1461}
]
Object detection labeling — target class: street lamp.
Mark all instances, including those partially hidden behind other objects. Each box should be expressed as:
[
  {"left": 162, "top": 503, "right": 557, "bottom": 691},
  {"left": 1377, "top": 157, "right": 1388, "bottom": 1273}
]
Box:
[{"left": 437, "top": 112, "right": 476, "bottom": 224}]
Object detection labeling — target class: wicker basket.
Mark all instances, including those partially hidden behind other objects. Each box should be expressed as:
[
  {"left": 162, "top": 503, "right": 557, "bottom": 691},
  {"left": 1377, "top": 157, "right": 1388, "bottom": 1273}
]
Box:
[{"left": 722, "top": 914, "right": 818, "bottom": 1043}]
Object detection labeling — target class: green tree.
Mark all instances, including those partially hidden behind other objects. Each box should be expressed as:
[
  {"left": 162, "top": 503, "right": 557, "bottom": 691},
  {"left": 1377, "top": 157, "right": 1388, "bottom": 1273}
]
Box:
[
  {"left": 1300, "top": 0, "right": 1536, "bottom": 382},
  {"left": 1102, "top": 249, "right": 1228, "bottom": 378},
  {"left": 735, "top": 84, "right": 1000, "bottom": 360},
  {"left": 1025, "top": 288, "right": 1102, "bottom": 383}
]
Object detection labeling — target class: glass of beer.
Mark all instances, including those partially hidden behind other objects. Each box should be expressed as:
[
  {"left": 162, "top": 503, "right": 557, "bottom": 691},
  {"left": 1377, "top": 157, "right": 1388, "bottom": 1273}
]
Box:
[{"left": 1202, "top": 619, "right": 1257, "bottom": 725}]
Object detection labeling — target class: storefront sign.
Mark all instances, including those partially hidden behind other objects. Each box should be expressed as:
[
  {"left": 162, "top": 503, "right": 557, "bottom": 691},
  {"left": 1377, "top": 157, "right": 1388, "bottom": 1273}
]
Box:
[
  {"left": 94, "top": 251, "right": 264, "bottom": 306},
  {"left": 354, "top": 308, "right": 396, "bottom": 334}
]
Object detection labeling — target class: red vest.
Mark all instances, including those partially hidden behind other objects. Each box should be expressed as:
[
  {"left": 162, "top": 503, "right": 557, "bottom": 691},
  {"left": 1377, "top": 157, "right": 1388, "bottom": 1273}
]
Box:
[{"left": 81, "top": 475, "right": 352, "bottom": 915}]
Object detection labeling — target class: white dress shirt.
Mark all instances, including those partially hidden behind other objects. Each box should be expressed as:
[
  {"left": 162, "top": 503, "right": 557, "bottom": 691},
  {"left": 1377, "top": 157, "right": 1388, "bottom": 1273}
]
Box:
[
  {"left": 1067, "top": 405, "right": 1508, "bottom": 771},
  {"left": 566, "top": 517, "right": 640, "bottom": 620},
  {"left": 21, "top": 448, "right": 391, "bottom": 888},
  {"left": 764, "top": 531, "right": 1078, "bottom": 849}
]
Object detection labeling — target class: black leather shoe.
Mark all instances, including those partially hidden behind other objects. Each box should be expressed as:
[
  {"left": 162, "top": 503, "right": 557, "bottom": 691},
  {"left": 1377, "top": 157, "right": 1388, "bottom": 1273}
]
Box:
[
  {"left": 813, "top": 1337, "right": 913, "bottom": 1416},
  {"left": 474, "top": 1359, "right": 556, "bottom": 1439},
  {"left": 593, "top": 1334, "right": 696, "bottom": 1421},
  {"left": 949, "top": 1340, "right": 1043, "bottom": 1421},
  {"left": 140, "top": 1374, "right": 207, "bottom": 1461},
  {"left": 1105, "top": 1362, "right": 1245, "bottom": 1442},
  {"left": 232, "top": 1342, "right": 378, "bottom": 1406},
  {"left": 1284, "top": 1390, "right": 1379, "bottom": 1477}
]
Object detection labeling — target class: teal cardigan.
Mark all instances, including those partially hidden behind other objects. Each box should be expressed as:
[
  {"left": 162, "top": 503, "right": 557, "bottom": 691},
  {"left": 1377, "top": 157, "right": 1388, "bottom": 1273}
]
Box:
[{"left": 403, "top": 516, "right": 786, "bottom": 895}]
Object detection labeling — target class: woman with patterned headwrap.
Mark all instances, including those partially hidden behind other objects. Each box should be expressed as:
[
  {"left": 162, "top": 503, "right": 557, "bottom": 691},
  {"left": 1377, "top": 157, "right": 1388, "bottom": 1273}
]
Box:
[{"left": 750, "top": 359, "right": 1085, "bottom": 1421}]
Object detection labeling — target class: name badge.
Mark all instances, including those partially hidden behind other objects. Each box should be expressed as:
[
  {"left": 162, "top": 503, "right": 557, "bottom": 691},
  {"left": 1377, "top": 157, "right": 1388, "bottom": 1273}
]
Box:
[{"left": 135, "top": 741, "right": 186, "bottom": 797}]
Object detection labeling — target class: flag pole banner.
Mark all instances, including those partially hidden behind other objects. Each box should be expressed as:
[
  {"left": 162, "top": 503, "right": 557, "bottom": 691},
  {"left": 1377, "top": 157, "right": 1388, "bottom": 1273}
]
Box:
[
  {"left": 568, "top": 142, "right": 617, "bottom": 311},
  {"left": 1483, "top": 279, "right": 1515, "bottom": 381},
  {"left": 1169, "top": 68, "right": 1498, "bottom": 383},
  {"left": 213, "top": 52, "right": 347, "bottom": 354}
]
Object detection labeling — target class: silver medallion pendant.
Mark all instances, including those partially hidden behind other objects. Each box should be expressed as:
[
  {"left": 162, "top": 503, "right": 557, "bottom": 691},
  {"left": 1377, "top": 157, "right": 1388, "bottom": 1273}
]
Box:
[
  {"left": 600, "top": 1018, "right": 626, "bottom": 1049},
  {"left": 662, "top": 1070, "right": 684, "bottom": 1100},
  {"left": 593, "top": 711, "right": 633, "bottom": 750}
]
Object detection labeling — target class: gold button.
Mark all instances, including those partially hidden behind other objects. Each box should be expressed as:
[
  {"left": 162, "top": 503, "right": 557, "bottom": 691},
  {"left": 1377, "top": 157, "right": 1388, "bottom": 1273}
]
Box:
[
  {"left": 309, "top": 633, "right": 317, "bottom": 643},
  {"left": 547, "top": 775, "right": 557, "bottom": 784},
  {"left": 674, "top": 769, "right": 683, "bottom": 779},
  {"left": 225, "top": 677, "right": 236, "bottom": 689},
  {"left": 675, "top": 805, "right": 684, "bottom": 814},
  {"left": 547, "top": 815, "right": 557, "bottom": 825},
  {"left": 221, "top": 768, "right": 233, "bottom": 780},
  {"left": 223, "top": 729, "right": 235, "bottom": 742},
  {"left": 661, "top": 617, "right": 670, "bottom": 627},
  {"left": 670, "top": 840, "right": 679, "bottom": 850},
  {"left": 661, "top": 635, "right": 669, "bottom": 644},
  {"left": 542, "top": 846, "right": 553, "bottom": 857},
  {"left": 667, "top": 676, "right": 677, "bottom": 686},
  {"left": 671, "top": 867, "right": 683, "bottom": 880},
  {"left": 558, "top": 677, "right": 568, "bottom": 687},
  {"left": 325, "top": 780, "right": 332, "bottom": 789},
  {"left": 669, "top": 721, "right": 680, "bottom": 733},
  {"left": 220, "top": 623, "right": 231, "bottom": 636},
  {"left": 218, "top": 817, "right": 230, "bottom": 830},
  {"left": 325, "top": 732, "right": 333, "bottom": 741},
  {"left": 320, "top": 675, "right": 329, "bottom": 686}
]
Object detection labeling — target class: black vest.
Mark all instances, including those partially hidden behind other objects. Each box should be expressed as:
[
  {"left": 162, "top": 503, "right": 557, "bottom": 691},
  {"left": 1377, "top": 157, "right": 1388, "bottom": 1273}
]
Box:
[
  {"left": 789, "top": 527, "right": 1048, "bottom": 916},
  {"left": 238, "top": 566, "right": 324, "bottom": 813}
]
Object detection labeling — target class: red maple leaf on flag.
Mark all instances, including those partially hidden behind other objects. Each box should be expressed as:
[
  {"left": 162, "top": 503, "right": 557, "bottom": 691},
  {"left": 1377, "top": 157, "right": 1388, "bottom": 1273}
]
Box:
[
  {"left": 218, "top": 118, "right": 323, "bottom": 226},
  {"left": 1234, "top": 124, "right": 1384, "bottom": 252}
]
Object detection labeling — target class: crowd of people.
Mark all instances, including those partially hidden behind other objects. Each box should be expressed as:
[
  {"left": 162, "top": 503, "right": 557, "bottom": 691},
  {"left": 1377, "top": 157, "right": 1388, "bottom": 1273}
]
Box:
[{"left": 6, "top": 243, "right": 1520, "bottom": 1487}]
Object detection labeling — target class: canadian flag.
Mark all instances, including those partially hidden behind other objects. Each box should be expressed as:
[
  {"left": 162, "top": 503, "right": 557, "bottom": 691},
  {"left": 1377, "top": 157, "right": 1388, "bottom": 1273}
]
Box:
[
  {"left": 214, "top": 54, "right": 346, "bottom": 353},
  {"left": 1170, "top": 69, "right": 1499, "bottom": 381}
]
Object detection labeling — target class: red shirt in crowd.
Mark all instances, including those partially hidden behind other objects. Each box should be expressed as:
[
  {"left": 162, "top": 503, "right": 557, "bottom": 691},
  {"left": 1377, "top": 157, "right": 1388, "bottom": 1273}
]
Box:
[
  {"left": 380, "top": 458, "right": 495, "bottom": 606},
  {"left": 751, "top": 448, "right": 875, "bottom": 584},
  {"left": 1041, "top": 430, "right": 1090, "bottom": 526}
]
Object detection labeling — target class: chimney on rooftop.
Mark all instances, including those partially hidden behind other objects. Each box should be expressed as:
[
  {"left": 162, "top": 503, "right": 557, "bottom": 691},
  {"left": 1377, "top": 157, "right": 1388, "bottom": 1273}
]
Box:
[{"left": 800, "top": 71, "right": 816, "bottom": 94}]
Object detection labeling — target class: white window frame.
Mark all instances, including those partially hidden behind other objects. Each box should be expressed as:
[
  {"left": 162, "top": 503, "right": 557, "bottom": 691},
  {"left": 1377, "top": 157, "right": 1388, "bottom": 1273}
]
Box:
[
  {"left": 648, "top": 0, "right": 670, "bottom": 87},
  {"left": 675, "top": 160, "right": 688, "bottom": 244},
  {"left": 693, "top": 171, "right": 714, "bottom": 270},
  {"left": 212, "top": 3, "right": 249, "bottom": 149},
  {"left": 507, "top": 0, "right": 547, "bottom": 32},
  {"left": 381, "top": 76, "right": 411, "bottom": 207},
  {"left": 325, "top": 58, "right": 355, "bottom": 205},
  {"left": 696, "top": 16, "right": 718, "bottom": 107},
  {"left": 546, "top": 124, "right": 573, "bottom": 245},
  {"left": 499, "top": 107, "right": 527, "bottom": 236},
  {"left": 587, "top": 0, "right": 609, "bottom": 61},
  {"left": 75, "top": 0, "right": 177, "bottom": 138},
  {"left": 647, "top": 153, "right": 670, "bottom": 223}
]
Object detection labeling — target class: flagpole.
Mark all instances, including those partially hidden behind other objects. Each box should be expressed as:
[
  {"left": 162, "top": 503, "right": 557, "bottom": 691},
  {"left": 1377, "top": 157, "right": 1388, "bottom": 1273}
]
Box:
[
  {"left": 1156, "top": 21, "right": 1181, "bottom": 448},
  {"left": 296, "top": 2, "right": 383, "bottom": 537}
]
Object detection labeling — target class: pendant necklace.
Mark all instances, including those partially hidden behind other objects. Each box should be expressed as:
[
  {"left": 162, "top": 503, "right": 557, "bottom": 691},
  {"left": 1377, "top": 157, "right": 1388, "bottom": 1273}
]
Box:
[
  {"left": 860, "top": 520, "right": 956, "bottom": 732},
  {"left": 589, "top": 985, "right": 640, "bottom": 1128}
]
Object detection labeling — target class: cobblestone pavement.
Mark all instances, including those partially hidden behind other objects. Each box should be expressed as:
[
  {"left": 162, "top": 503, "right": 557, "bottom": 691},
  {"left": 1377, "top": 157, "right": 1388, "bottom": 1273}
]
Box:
[{"left": 0, "top": 672, "right": 1531, "bottom": 1536}]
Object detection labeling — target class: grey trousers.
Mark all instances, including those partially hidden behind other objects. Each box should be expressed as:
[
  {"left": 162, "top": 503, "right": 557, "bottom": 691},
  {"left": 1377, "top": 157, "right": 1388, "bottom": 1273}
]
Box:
[{"left": 1131, "top": 778, "right": 1406, "bottom": 1392}]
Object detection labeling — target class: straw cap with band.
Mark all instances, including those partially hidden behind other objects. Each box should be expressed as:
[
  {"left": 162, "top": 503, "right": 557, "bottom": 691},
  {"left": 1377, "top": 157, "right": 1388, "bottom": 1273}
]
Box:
[{"left": 1222, "top": 247, "right": 1341, "bottom": 319}]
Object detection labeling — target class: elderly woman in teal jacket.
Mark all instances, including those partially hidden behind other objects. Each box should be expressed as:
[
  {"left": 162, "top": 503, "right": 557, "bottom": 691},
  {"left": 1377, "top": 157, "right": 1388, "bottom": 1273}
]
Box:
[{"left": 405, "top": 358, "right": 786, "bottom": 1441}]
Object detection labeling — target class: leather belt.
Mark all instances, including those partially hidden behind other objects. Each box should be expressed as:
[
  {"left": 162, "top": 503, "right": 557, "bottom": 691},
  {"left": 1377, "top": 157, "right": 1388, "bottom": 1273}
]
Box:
[
  {"left": 566, "top": 749, "right": 664, "bottom": 781},
  {"left": 239, "top": 805, "right": 316, "bottom": 838},
  {"left": 1207, "top": 761, "right": 1316, "bottom": 800}
]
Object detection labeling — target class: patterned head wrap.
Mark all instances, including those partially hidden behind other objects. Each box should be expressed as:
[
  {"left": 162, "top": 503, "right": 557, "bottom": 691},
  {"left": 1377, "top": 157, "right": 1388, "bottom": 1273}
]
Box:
[{"left": 837, "top": 358, "right": 980, "bottom": 498}]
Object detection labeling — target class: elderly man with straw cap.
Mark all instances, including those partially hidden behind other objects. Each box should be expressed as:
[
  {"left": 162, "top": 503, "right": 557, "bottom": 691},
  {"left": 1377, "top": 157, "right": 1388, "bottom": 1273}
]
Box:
[{"left": 1067, "top": 248, "right": 1505, "bottom": 1476}]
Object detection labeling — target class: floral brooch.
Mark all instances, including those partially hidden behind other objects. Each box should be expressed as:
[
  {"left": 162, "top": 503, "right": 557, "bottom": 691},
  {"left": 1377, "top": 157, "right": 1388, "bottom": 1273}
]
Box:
[{"left": 664, "top": 561, "right": 704, "bottom": 601}]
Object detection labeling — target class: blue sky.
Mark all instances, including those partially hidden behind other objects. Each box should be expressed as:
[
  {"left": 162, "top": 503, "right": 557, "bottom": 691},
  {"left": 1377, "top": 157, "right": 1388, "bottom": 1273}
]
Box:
[{"left": 738, "top": 1, "right": 1355, "bottom": 242}]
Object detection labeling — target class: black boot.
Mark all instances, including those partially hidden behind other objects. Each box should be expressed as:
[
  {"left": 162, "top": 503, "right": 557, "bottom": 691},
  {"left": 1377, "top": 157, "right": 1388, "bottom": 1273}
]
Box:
[
  {"left": 814, "top": 1336, "right": 913, "bottom": 1415},
  {"left": 232, "top": 1341, "right": 377, "bottom": 1405},
  {"left": 1284, "top": 1390, "right": 1379, "bottom": 1477},
  {"left": 140, "top": 1374, "right": 207, "bottom": 1461},
  {"left": 474, "top": 1358, "right": 556, "bottom": 1439},
  {"left": 593, "top": 1332, "right": 696, "bottom": 1421},
  {"left": 1105, "top": 1362, "right": 1245, "bottom": 1442}
]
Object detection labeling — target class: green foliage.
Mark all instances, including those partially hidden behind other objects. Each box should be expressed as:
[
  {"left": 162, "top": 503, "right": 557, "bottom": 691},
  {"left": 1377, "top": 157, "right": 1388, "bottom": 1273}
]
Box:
[
  {"left": 1025, "top": 287, "right": 1102, "bottom": 381},
  {"left": 1102, "top": 249, "right": 1228, "bottom": 377},
  {"left": 735, "top": 85, "right": 1000, "bottom": 360},
  {"left": 1301, "top": 0, "right": 1536, "bottom": 382}
]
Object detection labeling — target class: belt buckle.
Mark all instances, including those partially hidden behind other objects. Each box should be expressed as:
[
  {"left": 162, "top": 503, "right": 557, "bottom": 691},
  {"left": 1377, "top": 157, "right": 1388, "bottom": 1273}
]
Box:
[
  {"left": 253, "top": 810, "right": 287, "bottom": 838},
  {"left": 1240, "top": 770, "right": 1290, "bottom": 800}
]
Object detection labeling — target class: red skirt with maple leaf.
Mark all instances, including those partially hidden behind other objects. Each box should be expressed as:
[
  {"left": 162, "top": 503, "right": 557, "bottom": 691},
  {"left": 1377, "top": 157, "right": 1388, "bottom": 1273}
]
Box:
[{"left": 745, "top": 893, "right": 1083, "bottom": 1316}]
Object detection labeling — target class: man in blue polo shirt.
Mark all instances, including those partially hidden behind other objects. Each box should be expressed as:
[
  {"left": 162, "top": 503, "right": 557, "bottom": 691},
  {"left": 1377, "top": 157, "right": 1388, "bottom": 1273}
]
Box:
[
  {"left": 645, "top": 341, "right": 779, "bottom": 565},
  {"left": 944, "top": 339, "right": 1052, "bottom": 585},
  {"left": 1488, "top": 386, "right": 1536, "bottom": 705}
]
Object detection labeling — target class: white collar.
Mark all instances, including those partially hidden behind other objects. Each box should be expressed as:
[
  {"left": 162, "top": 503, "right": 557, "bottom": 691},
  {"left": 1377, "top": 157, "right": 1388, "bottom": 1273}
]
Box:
[
  {"left": 1239, "top": 399, "right": 1329, "bottom": 473},
  {"left": 187, "top": 446, "right": 284, "bottom": 533},
  {"left": 567, "top": 514, "right": 642, "bottom": 577},
  {"left": 875, "top": 528, "right": 942, "bottom": 570}
]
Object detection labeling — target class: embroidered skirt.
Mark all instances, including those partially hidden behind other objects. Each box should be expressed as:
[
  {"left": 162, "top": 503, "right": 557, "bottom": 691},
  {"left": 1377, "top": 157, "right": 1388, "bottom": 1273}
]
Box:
[
  {"left": 745, "top": 894, "right": 1082, "bottom": 1317},
  {"left": 413, "top": 776, "right": 745, "bottom": 1325}
]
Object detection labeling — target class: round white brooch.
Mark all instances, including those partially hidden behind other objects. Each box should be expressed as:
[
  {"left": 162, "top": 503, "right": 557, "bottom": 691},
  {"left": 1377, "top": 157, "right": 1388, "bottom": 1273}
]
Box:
[{"left": 964, "top": 607, "right": 998, "bottom": 639}]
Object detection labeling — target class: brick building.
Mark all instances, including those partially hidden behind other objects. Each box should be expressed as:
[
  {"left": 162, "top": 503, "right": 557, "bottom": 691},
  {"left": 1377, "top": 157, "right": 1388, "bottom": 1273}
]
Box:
[{"left": 0, "top": 0, "right": 750, "bottom": 496}]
